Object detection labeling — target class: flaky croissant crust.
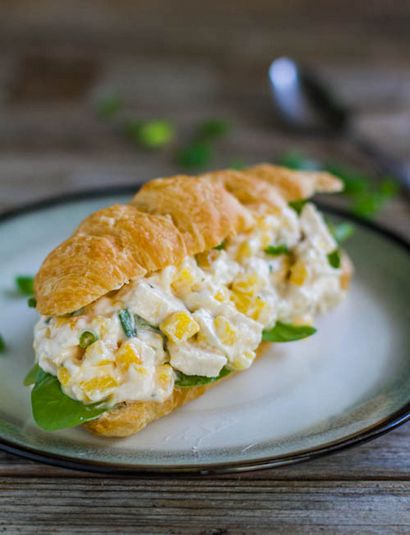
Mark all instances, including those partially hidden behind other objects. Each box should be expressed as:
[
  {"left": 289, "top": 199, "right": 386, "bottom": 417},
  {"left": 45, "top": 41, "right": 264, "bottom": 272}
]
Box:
[{"left": 35, "top": 165, "right": 341, "bottom": 316}]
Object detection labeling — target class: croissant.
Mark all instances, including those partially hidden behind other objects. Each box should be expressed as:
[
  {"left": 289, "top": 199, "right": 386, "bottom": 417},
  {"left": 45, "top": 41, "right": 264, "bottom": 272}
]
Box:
[{"left": 30, "top": 165, "right": 351, "bottom": 437}]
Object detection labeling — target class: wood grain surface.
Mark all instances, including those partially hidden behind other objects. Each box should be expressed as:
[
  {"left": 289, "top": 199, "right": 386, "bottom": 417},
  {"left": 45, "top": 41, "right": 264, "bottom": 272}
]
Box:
[{"left": 0, "top": 1, "right": 409, "bottom": 533}]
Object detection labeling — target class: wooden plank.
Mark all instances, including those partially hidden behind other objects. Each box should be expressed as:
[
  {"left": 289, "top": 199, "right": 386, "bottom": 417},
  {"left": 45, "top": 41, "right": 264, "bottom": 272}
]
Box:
[{"left": 0, "top": 479, "right": 408, "bottom": 534}]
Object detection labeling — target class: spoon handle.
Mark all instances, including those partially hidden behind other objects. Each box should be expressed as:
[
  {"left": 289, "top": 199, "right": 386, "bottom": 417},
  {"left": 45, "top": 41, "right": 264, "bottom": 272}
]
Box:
[{"left": 348, "top": 134, "right": 410, "bottom": 193}]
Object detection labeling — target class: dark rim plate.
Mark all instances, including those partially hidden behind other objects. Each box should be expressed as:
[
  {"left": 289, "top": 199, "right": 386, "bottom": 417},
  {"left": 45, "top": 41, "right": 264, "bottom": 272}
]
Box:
[{"left": 0, "top": 185, "right": 409, "bottom": 475}]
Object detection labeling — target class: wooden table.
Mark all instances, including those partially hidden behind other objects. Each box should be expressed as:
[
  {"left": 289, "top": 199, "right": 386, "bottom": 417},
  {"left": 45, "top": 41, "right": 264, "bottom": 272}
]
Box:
[{"left": 0, "top": 2, "right": 409, "bottom": 533}]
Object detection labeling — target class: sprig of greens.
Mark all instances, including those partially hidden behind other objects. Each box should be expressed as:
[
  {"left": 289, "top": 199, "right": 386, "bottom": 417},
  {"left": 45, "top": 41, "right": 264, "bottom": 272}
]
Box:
[
  {"left": 24, "top": 363, "right": 41, "bottom": 386},
  {"left": 0, "top": 335, "right": 5, "bottom": 353},
  {"left": 277, "top": 151, "right": 399, "bottom": 219},
  {"left": 262, "top": 322, "right": 317, "bottom": 343},
  {"left": 30, "top": 369, "right": 107, "bottom": 431},
  {"left": 125, "top": 119, "right": 175, "bottom": 149},
  {"left": 214, "top": 240, "right": 226, "bottom": 251},
  {"left": 15, "top": 275, "right": 34, "bottom": 296},
  {"left": 175, "top": 366, "right": 231, "bottom": 388},
  {"left": 264, "top": 244, "right": 290, "bottom": 256}
]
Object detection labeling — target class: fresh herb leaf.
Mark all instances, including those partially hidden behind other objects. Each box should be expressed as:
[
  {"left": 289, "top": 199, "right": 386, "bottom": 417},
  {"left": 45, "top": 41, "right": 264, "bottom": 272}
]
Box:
[
  {"left": 197, "top": 119, "right": 230, "bottom": 142},
  {"left": 277, "top": 151, "right": 320, "bottom": 171},
  {"left": 328, "top": 222, "right": 355, "bottom": 244},
  {"left": 264, "top": 244, "right": 290, "bottom": 256},
  {"left": 79, "top": 331, "right": 98, "bottom": 349},
  {"left": 262, "top": 322, "right": 316, "bottom": 343},
  {"left": 214, "top": 240, "right": 226, "bottom": 251},
  {"left": 327, "top": 249, "right": 342, "bottom": 269},
  {"left": 229, "top": 159, "right": 246, "bottom": 170},
  {"left": 176, "top": 142, "right": 213, "bottom": 169},
  {"left": 27, "top": 297, "right": 37, "bottom": 308},
  {"left": 31, "top": 370, "right": 107, "bottom": 431},
  {"left": 119, "top": 309, "right": 137, "bottom": 338},
  {"left": 0, "top": 335, "right": 5, "bottom": 352},
  {"left": 175, "top": 366, "right": 231, "bottom": 388},
  {"left": 24, "top": 363, "right": 41, "bottom": 386},
  {"left": 325, "top": 163, "right": 368, "bottom": 195},
  {"left": 126, "top": 119, "right": 175, "bottom": 148},
  {"left": 15, "top": 275, "right": 34, "bottom": 296},
  {"left": 288, "top": 199, "right": 308, "bottom": 215},
  {"left": 96, "top": 94, "right": 123, "bottom": 120}
]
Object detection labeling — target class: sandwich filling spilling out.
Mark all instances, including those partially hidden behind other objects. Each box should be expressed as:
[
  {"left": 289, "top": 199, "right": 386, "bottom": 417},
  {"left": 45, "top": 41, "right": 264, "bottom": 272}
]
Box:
[{"left": 33, "top": 201, "right": 348, "bottom": 408}]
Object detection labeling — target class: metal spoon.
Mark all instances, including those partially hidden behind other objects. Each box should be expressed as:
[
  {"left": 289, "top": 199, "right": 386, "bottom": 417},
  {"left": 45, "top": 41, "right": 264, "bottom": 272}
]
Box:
[{"left": 268, "top": 57, "right": 410, "bottom": 191}]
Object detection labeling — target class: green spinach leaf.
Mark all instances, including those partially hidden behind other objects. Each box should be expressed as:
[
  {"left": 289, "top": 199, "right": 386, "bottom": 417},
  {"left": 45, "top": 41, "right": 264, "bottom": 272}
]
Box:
[
  {"left": 175, "top": 366, "right": 231, "bottom": 388},
  {"left": 262, "top": 322, "right": 316, "bottom": 342},
  {"left": 24, "top": 363, "right": 41, "bottom": 386},
  {"left": 31, "top": 371, "right": 107, "bottom": 431}
]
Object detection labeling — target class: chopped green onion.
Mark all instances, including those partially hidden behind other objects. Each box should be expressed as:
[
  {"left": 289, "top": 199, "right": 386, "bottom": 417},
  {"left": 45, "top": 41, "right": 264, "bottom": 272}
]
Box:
[
  {"left": 288, "top": 199, "right": 308, "bottom": 215},
  {"left": 118, "top": 309, "right": 137, "bottom": 338},
  {"left": 79, "top": 331, "right": 98, "bottom": 349},
  {"left": 0, "top": 335, "right": 5, "bottom": 352},
  {"left": 27, "top": 297, "right": 37, "bottom": 308},
  {"left": 214, "top": 240, "right": 226, "bottom": 251},
  {"left": 262, "top": 322, "right": 316, "bottom": 343},
  {"left": 15, "top": 275, "right": 34, "bottom": 296},
  {"left": 175, "top": 366, "right": 231, "bottom": 388},
  {"left": 264, "top": 244, "right": 290, "bottom": 256},
  {"left": 327, "top": 249, "right": 342, "bottom": 269}
]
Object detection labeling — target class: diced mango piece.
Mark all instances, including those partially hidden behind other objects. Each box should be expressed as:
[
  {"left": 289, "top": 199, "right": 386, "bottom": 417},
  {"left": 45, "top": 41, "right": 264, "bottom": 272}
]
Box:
[
  {"left": 172, "top": 266, "right": 196, "bottom": 295},
  {"left": 116, "top": 341, "right": 142, "bottom": 370},
  {"left": 156, "top": 364, "right": 174, "bottom": 389},
  {"left": 231, "top": 273, "right": 259, "bottom": 296},
  {"left": 236, "top": 241, "right": 252, "bottom": 262},
  {"left": 160, "top": 311, "right": 200, "bottom": 343},
  {"left": 214, "top": 287, "right": 230, "bottom": 303},
  {"left": 289, "top": 260, "right": 308, "bottom": 286},
  {"left": 230, "top": 290, "right": 253, "bottom": 315},
  {"left": 231, "top": 350, "right": 256, "bottom": 371},
  {"left": 57, "top": 367, "right": 71, "bottom": 386},
  {"left": 81, "top": 376, "right": 118, "bottom": 394},
  {"left": 214, "top": 316, "right": 237, "bottom": 345}
]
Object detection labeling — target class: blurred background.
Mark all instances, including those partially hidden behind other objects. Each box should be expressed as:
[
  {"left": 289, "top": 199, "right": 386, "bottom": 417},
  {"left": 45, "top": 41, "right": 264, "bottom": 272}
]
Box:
[{"left": 0, "top": 0, "right": 408, "bottom": 234}]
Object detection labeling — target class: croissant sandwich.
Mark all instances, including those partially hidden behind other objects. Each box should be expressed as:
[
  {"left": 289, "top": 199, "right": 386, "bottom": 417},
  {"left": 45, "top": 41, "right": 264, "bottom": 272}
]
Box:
[{"left": 26, "top": 164, "right": 353, "bottom": 437}]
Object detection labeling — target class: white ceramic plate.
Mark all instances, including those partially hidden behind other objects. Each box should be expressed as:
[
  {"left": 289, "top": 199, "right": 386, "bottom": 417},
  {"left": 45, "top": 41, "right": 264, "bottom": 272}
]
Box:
[{"left": 0, "top": 188, "right": 408, "bottom": 474}]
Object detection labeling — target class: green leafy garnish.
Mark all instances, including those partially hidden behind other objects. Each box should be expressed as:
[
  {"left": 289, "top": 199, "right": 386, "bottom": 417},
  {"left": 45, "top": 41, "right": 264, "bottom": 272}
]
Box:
[
  {"left": 197, "top": 119, "right": 230, "bottom": 142},
  {"left": 327, "top": 249, "right": 342, "bottom": 269},
  {"left": 328, "top": 222, "right": 355, "bottom": 244},
  {"left": 264, "top": 244, "right": 290, "bottom": 256},
  {"left": 79, "top": 331, "right": 98, "bottom": 349},
  {"left": 24, "top": 363, "right": 41, "bottom": 386},
  {"left": 15, "top": 275, "right": 34, "bottom": 296},
  {"left": 262, "top": 322, "right": 316, "bottom": 343},
  {"left": 31, "top": 370, "right": 107, "bottom": 431},
  {"left": 288, "top": 199, "right": 308, "bottom": 215},
  {"left": 27, "top": 297, "right": 37, "bottom": 308},
  {"left": 119, "top": 309, "right": 137, "bottom": 338},
  {"left": 176, "top": 143, "right": 213, "bottom": 169},
  {"left": 96, "top": 94, "right": 123, "bottom": 120},
  {"left": 175, "top": 366, "right": 231, "bottom": 388},
  {"left": 214, "top": 240, "right": 226, "bottom": 251},
  {"left": 0, "top": 335, "right": 5, "bottom": 352},
  {"left": 277, "top": 151, "right": 320, "bottom": 171},
  {"left": 125, "top": 119, "right": 175, "bottom": 148}
]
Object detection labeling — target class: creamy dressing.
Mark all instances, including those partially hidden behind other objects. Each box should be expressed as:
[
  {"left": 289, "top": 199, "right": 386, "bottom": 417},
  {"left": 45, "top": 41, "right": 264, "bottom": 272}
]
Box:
[{"left": 33, "top": 203, "right": 345, "bottom": 406}]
